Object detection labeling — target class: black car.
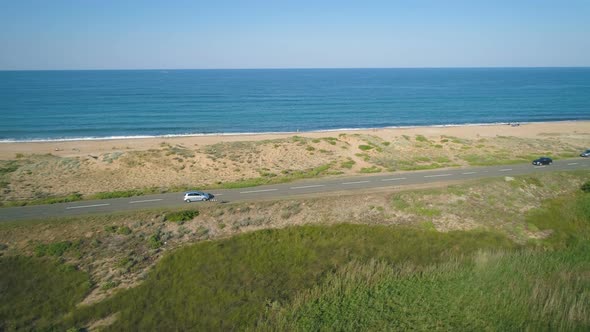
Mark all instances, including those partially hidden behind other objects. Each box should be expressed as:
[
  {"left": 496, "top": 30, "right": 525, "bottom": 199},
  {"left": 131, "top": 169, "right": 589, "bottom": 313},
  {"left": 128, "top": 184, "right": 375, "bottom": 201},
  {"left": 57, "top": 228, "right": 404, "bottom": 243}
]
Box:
[
  {"left": 581, "top": 150, "right": 590, "bottom": 157},
  {"left": 532, "top": 157, "right": 553, "bottom": 166}
]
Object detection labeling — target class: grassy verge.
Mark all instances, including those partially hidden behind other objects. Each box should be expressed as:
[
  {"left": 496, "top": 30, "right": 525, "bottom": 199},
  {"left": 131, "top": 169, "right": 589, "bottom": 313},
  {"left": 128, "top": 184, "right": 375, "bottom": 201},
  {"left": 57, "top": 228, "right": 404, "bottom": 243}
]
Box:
[
  {"left": 1, "top": 193, "right": 84, "bottom": 207},
  {"left": 1, "top": 186, "right": 201, "bottom": 208}
]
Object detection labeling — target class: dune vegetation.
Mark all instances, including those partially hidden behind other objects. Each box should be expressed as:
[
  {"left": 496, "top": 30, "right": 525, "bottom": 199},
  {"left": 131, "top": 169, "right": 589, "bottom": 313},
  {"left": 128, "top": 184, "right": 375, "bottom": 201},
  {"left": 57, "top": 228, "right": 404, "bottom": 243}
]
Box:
[{"left": 1, "top": 126, "right": 588, "bottom": 206}]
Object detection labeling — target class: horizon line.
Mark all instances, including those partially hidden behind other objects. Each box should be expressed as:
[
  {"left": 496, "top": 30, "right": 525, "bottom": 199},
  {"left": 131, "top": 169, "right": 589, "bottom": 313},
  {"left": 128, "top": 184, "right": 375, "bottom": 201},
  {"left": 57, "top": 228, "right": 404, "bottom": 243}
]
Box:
[{"left": 1, "top": 65, "right": 590, "bottom": 72}]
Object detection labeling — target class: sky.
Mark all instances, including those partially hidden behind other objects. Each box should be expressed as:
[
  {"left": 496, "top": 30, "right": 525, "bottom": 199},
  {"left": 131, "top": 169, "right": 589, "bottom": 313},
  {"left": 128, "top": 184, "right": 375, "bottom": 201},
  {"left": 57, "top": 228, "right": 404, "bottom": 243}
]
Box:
[{"left": 1, "top": 0, "right": 589, "bottom": 70}]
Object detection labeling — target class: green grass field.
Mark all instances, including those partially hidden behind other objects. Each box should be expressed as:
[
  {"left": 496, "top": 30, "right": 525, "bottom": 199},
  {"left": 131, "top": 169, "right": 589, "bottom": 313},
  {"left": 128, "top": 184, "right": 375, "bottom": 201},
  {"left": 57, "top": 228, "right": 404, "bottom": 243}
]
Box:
[{"left": 64, "top": 225, "right": 515, "bottom": 331}]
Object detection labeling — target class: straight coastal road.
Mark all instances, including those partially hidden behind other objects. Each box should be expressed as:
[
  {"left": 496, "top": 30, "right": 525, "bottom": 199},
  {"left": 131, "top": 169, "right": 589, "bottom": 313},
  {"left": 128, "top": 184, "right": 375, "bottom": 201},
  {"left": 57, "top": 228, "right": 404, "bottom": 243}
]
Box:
[{"left": 1, "top": 158, "right": 589, "bottom": 222}]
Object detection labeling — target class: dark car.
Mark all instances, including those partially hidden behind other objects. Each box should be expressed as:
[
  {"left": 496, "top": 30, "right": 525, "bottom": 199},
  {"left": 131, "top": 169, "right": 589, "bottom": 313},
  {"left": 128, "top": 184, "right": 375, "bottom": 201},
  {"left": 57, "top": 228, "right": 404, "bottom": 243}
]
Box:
[
  {"left": 532, "top": 157, "right": 553, "bottom": 166},
  {"left": 580, "top": 150, "right": 590, "bottom": 157}
]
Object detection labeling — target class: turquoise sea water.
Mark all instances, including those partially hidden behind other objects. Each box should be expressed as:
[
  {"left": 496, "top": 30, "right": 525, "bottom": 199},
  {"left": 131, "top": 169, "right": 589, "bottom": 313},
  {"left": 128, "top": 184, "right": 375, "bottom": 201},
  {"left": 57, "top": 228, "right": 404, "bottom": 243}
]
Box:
[{"left": 0, "top": 68, "right": 589, "bottom": 141}]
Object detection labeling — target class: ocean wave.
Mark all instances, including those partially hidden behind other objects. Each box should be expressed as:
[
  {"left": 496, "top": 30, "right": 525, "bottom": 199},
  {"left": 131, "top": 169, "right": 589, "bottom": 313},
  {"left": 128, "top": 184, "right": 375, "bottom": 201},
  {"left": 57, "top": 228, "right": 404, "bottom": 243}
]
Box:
[{"left": 0, "top": 120, "right": 583, "bottom": 143}]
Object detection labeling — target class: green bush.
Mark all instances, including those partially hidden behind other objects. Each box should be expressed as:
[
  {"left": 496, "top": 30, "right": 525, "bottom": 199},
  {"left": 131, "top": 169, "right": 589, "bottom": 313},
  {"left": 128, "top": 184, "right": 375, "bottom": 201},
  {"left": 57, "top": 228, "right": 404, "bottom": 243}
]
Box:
[
  {"left": 104, "top": 225, "right": 117, "bottom": 233},
  {"left": 101, "top": 280, "right": 119, "bottom": 291},
  {"left": 165, "top": 210, "right": 199, "bottom": 223},
  {"left": 581, "top": 181, "right": 590, "bottom": 193},
  {"left": 34, "top": 241, "right": 72, "bottom": 257},
  {"left": 117, "top": 226, "right": 132, "bottom": 235},
  {"left": 148, "top": 234, "right": 163, "bottom": 249},
  {"left": 358, "top": 145, "right": 374, "bottom": 151},
  {"left": 415, "top": 135, "right": 428, "bottom": 142},
  {"left": 0, "top": 161, "right": 19, "bottom": 175},
  {"left": 340, "top": 159, "right": 356, "bottom": 169},
  {"left": 359, "top": 166, "right": 381, "bottom": 174}
]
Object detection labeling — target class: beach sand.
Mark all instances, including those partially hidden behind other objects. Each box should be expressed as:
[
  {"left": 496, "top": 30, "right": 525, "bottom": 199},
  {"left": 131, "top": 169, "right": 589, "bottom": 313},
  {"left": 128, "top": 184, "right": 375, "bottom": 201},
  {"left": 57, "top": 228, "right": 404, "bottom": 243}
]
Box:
[
  {"left": 1, "top": 121, "right": 588, "bottom": 159},
  {"left": 0, "top": 121, "right": 589, "bottom": 202}
]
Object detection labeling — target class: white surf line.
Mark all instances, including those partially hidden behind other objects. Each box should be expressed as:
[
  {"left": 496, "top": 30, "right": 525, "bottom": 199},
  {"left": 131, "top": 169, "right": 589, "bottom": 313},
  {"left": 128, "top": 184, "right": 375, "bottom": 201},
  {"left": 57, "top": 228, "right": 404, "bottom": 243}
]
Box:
[
  {"left": 462, "top": 171, "right": 477, "bottom": 175},
  {"left": 499, "top": 168, "right": 512, "bottom": 172},
  {"left": 424, "top": 174, "right": 452, "bottom": 178},
  {"left": 290, "top": 184, "right": 326, "bottom": 190},
  {"left": 567, "top": 162, "right": 578, "bottom": 165},
  {"left": 240, "top": 189, "right": 278, "bottom": 194},
  {"left": 341, "top": 180, "right": 370, "bottom": 185},
  {"left": 129, "top": 199, "right": 163, "bottom": 204},
  {"left": 381, "top": 177, "right": 406, "bottom": 182},
  {"left": 66, "top": 203, "right": 110, "bottom": 210}
]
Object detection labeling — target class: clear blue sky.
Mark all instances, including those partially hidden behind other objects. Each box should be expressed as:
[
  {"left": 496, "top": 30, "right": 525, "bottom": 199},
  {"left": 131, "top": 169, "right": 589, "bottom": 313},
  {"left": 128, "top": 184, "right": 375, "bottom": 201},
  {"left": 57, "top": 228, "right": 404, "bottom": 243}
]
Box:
[{"left": 1, "top": 0, "right": 589, "bottom": 70}]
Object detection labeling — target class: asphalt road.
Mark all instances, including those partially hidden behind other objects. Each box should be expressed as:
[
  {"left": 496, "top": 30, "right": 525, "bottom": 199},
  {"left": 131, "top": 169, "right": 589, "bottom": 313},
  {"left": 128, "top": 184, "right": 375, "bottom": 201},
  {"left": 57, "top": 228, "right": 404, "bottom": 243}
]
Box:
[{"left": 1, "top": 158, "right": 589, "bottom": 222}]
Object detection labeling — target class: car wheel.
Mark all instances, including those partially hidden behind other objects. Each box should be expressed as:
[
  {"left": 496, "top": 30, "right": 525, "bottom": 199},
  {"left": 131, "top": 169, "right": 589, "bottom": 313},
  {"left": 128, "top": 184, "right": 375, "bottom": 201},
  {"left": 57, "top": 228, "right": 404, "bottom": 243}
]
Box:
[
  {"left": 549, "top": 162, "right": 552, "bottom": 165},
  {"left": 185, "top": 199, "right": 191, "bottom": 203}
]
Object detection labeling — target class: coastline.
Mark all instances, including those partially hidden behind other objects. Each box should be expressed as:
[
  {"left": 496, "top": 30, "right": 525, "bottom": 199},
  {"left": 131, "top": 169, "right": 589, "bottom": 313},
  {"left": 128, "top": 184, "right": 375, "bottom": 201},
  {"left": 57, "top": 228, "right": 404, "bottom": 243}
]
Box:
[
  {"left": 1, "top": 120, "right": 588, "bottom": 144},
  {"left": 0, "top": 120, "right": 588, "bottom": 159}
]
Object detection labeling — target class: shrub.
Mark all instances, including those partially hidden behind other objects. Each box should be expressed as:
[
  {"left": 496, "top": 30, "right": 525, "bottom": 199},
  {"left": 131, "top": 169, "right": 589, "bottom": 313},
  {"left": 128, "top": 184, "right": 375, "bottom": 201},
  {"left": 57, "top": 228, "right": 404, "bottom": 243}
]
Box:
[
  {"left": 581, "top": 181, "right": 590, "bottom": 193},
  {"left": 195, "top": 226, "right": 210, "bottom": 238},
  {"left": 165, "top": 210, "right": 199, "bottom": 223},
  {"left": 117, "top": 226, "right": 132, "bottom": 235},
  {"left": 101, "top": 280, "right": 119, "bottom": 291},
  {"left": 323, "top": 137, "right": 338, "bottom": 145},
  {"left": 104, "top": 225, "right": 117, "bottom": 233},
  {"left": 358, "top": 145, "right": 374, "bottom": 151},
  {"left": 340, "top": 159, "right": 356, "bottom": 169},
  {"left": 360, "top": 166, "right": 381, "bottom": 174},
  {"left": 148, "top": 234, "right": 163, "bottom": 249},
  {"left": 34, "top": 241, "right": 72, "bottom": 257},
  {"left": 415, "top": 135, "right": 428, "bottom": 142},
  {"left": 0, "top": 161, "right": 19, "bottom": 175}
]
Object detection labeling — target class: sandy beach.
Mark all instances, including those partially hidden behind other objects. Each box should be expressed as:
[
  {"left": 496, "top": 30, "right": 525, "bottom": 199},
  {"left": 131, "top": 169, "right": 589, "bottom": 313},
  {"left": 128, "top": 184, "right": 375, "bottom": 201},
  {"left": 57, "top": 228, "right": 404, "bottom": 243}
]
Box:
[
  {"left": 1, "top": 121, "right": 588, "bottom": 159},
  {"left": 1, "top": 121, "right": 589, "bottom": 203}
]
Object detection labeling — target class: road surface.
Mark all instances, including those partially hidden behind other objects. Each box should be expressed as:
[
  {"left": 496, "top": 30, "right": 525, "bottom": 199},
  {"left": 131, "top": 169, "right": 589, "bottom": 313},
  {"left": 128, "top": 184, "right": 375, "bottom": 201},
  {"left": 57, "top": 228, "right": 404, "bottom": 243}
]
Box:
[{"left": 1, "top": 158, "right": 589, "bottom": 222}]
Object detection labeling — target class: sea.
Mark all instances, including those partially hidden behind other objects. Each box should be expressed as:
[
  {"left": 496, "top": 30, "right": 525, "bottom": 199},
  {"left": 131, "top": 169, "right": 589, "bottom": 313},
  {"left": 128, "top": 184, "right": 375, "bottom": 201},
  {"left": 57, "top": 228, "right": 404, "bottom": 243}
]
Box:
[{"left": 0, "top": 68, "right": 589, "bottom": 142}]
